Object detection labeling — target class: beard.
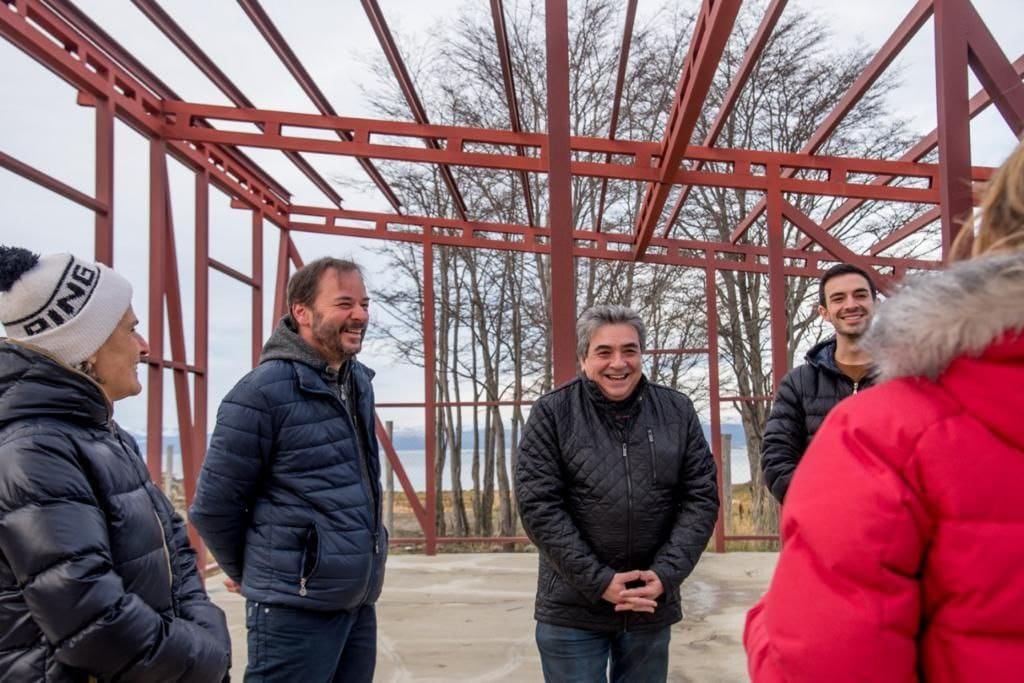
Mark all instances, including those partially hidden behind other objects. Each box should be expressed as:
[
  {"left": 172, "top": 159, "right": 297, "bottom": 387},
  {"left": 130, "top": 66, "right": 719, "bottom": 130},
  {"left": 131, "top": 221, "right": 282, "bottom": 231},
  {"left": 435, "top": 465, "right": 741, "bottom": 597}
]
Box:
[{"left": 311, "top": 311, "right": 365, "bottom": 363}]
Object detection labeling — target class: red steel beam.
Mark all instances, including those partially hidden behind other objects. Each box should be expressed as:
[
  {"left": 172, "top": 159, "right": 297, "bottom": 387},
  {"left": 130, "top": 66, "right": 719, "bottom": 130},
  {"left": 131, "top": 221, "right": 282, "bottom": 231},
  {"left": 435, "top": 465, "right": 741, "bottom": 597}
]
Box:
[
  {"left": 161, "top": 100, "right": 962, "bottom": 204},
  {"left": 235, "top": 0, "right": 402, "bottom": 212},
  {"left": 0, "top": 0, "right": 290, "bottom": 225},
  {"left": 146, "top": 138, "right": 167, "bottom": 484},
  {"left": 766, "top": 170, "right": 788, "bottom": 391},
  {"left": 963, "top": 1, "right": 1024, "bottom": 136},
  {"left": 251, "top": 211, "right": 264, "bottom": 368},
  {"left": 706, "top": 267, "right": 724, "bottom": 552},
  {"left": 43, "top": 0, "right": 292, "bottom": 205},
  {"left": 594, "top": 0, "right": 638, "bottom": 233},
  {"left": 545, "top": 0, "right": 576, "bottom": 386},
  {"left": 633, "top": 0, "right": 742, "bottom": 259},
  {"left": 94, "top": 98, "right": 115, "bottom": 264},
  {"left": 662, "top": 0, "right": 788, "bottom": 238},
  {"left": 869, "top": 206, "right": 941, "bottom": 255},
  {"left": 0, "top": 149, "right": 107, "bottom": 213},
  {"left": 190, "top": 170, "right": 210, "bottom": 572},
  {"left": 422, "top": 239, "right": 438, "bottom": 555},
  {"left": 285, "top": 204, "right": 940, "bottom": 275},
  {"left": 795, "top": 54, "right": 1024, "bottom": 251},
  {"left": 934, "top": 0, "right": 972, "bottom": 254},
  {"left": 361, "top": 0, "right": 468, "bottom": 221},
  {"left": 781, "top": 200, "right": 892, "bottom": 293},
  {"left": 729, "top": 0, "right": 934, "bottom": 243},
  {"left": 491, "top": 0, "right": 536, "bottom": 227},
  {"left": 130, "top": 0, "right": 343, "bottom": 207}
]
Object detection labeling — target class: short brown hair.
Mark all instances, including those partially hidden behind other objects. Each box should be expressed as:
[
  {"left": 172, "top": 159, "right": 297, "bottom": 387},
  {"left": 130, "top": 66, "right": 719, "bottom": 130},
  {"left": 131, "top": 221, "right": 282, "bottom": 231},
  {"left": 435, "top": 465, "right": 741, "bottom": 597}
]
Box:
[{"left": 287, "top": 257, "right": 362, "bottom": 310}]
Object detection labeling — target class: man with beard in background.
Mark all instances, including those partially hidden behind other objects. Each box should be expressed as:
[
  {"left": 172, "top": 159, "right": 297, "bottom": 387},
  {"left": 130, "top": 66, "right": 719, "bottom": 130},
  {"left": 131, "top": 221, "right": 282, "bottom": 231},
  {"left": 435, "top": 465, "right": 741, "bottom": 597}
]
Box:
[
  {"left": 761, "top": 263, "right": 879, "bottom": 504},
  {"left": 191, "top": 258, "right": 386, "bottom": 682}
]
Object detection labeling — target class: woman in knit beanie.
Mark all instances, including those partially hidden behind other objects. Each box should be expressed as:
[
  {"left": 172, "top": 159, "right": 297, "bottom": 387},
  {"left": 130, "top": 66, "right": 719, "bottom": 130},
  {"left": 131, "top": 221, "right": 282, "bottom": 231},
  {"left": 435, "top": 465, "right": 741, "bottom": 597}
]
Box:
[{"left": 0, "top": 246, "right": 231, "bottom": 681}]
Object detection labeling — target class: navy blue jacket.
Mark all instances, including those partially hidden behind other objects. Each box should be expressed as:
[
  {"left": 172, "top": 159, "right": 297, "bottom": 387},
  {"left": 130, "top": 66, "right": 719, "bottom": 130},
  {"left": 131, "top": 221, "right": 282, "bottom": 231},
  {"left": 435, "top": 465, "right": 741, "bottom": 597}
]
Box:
[
  {"left": 190, "top": 318, "right": 386, "bottom": 611},
  {"left": 0, "top": 341, "right": 230, "bottom": 682}
]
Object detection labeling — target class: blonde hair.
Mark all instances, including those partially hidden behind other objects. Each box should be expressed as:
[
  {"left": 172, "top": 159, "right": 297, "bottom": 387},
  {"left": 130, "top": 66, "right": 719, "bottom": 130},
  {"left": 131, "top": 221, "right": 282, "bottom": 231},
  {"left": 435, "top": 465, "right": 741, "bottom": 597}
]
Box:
[{"left": 951, "top": 138, "right": 1024, "bottom": 260}]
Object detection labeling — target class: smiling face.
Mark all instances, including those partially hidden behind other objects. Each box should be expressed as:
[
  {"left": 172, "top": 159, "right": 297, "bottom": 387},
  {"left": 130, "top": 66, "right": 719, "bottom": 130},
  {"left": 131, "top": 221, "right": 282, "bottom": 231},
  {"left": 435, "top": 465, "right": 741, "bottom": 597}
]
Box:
[
  {"left": 819, "top": 273, "right": 876, "bottom": 339},
  {"left": 293, "top": 268, "right": 369, "bottom": 366},
  {"left": 579, "top": 323, "right": 643, "bottom": 401},
  {"left": 87, "top": 305, "right": 150, "bottom": 402}
]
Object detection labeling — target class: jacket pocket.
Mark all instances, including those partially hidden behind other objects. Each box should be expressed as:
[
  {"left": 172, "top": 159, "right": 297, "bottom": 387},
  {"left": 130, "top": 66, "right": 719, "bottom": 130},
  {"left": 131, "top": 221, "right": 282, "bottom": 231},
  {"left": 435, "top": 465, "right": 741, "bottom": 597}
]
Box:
[
  {"left": 299, "top": 524, "right": 321, "bottom": 597},
  {"left": 647, "top": 430, "right": 679, "bottom": 487}
]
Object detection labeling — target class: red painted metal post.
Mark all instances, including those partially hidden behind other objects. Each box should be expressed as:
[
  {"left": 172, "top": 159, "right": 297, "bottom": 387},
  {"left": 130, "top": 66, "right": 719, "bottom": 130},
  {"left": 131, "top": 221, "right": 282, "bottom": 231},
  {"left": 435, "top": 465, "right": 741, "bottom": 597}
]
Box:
[
  {"left": 766, "top": 170, "right": 788, "bottom": 391},
  {"left": 273, "top": 229, "right": 290, "bottom": 324},
  {"left": 546, "top": 0, "right": 577, "bottom": 386},
  {"left": 252, "top": 212, "right": 264, "bottom": 368},
  {"left": 189, "top": 171, "right": 210, "bottom": 569},
  {"left": 146, "top": 139, "right": 167, "bottom": 484},
  {"left": 706, "top": 267, "right": 725, "bottom": 553},
  {"left": 94, "top": 98, "right": 114, "bottom": 265},
  {"left": 934, "top": 0, "right": 973, "bottom": 255},
  {"left": 422, "top": 240, "right": 438, "bottom": 555}
]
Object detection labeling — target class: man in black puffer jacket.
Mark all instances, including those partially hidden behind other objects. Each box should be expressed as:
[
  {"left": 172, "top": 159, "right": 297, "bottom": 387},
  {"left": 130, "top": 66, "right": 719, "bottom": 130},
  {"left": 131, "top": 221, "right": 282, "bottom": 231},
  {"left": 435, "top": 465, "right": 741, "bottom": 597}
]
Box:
[
  {"left": 190, "top": 257, "right": 385, "bottom": 682},
  {"left": 761, "top": 263, "right": 878, "bottom": 504},
  {"left": 516, "top": 304, "right": 719, "bottom": 682},
  {"left": 0, "top": 246, "right": 230, "bottom": 682}
]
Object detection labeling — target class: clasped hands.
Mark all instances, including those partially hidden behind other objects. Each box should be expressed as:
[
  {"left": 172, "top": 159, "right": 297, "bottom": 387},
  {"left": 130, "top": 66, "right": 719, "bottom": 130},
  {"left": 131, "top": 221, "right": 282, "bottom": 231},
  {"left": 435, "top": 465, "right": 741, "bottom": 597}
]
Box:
[{"left": 601, "top": 570, "right": 663, "bottom": 613}]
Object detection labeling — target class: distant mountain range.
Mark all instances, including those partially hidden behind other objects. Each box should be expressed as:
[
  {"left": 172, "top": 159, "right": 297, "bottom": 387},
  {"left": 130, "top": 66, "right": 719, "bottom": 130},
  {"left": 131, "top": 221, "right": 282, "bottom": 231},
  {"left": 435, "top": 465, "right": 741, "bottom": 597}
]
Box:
[{"left": 131, "top": 421, "right": 748, "bottom": 454}]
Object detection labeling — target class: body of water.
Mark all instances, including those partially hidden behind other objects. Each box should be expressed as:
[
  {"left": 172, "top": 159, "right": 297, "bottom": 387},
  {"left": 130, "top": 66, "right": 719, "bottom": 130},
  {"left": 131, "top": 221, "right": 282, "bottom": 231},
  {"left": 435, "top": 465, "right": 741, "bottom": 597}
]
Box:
[{"left": 384, "top": 448, "right": 753, "bottom": 491}]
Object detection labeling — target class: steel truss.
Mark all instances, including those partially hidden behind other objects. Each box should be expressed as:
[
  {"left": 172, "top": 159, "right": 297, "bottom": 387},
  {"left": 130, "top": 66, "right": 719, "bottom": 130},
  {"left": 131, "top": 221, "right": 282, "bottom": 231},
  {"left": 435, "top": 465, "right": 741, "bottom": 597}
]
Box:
[{"left": 2, "top": 0, "right": 1022, "bottom": 557}]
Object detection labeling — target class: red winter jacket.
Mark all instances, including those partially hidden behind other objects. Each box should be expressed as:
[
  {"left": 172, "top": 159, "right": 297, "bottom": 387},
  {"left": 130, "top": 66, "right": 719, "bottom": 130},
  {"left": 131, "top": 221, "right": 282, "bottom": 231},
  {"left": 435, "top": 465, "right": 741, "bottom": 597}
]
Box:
[{"left": 745, "top": 252, "right": 1024, "bottom": 682}]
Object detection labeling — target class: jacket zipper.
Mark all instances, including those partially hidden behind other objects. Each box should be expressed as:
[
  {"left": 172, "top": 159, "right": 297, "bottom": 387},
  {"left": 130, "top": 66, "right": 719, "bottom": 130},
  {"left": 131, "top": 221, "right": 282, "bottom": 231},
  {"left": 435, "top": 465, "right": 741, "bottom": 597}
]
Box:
[
  {"left": 153, "top": 510, "right": 174, "bottom": 595},
  {"left": 852, "top": 380, "right": 859, "bottom": 394},
  {"left": 622, "top": 441, "right": 633, "bottom": 632},
  {"left": 647, "top": 429, "right": 656, "bottom": 485},
  {"left": 335, "top": 381, "right": 382, "bottom": 604}
]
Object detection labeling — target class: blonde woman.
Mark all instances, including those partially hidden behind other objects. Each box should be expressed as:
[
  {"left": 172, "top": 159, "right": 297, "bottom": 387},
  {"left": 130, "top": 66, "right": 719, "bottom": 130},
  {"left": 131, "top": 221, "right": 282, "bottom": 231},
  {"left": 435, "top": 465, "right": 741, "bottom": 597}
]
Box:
[{"left": 745, "top": 140, "right": 1024, "bottom": 682}]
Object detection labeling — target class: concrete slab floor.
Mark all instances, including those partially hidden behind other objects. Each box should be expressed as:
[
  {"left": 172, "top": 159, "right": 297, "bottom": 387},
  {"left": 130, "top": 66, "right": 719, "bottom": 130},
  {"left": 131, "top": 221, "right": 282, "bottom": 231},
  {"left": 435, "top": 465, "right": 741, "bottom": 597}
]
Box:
[{"left": 209, "top": 552, "right": 778, "bottom": 682}]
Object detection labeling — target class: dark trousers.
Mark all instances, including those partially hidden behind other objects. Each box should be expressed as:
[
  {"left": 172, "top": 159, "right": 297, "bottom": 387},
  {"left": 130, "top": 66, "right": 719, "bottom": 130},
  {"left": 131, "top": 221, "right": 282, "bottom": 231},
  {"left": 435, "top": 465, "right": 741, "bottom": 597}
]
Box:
[
  {"left": 535, "top": 621, "right": 671, "bottom": 682},
  {"left": 244, "top": 601, "right": 376, "bottom": 682}
]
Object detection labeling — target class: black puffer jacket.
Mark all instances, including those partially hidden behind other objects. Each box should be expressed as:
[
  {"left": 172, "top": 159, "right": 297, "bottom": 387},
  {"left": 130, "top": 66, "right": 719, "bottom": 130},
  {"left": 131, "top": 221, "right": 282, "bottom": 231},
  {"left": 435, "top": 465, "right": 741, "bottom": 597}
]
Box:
[
  {"left": 761, "top": 337, "right": 876, "bottom": 503},
  {"left": 515, "top": 377, "right": 719, "bottom": 633},
  {"left": 0, "top": 341, "right": 230, "bottom": 681}
]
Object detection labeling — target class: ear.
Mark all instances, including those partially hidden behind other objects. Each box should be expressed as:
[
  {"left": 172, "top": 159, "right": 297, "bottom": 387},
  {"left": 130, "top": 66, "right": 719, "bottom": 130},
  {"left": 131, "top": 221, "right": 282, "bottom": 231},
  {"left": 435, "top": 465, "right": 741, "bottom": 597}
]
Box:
[
  {"left": 291, "top": 302, "right": 311, "bottom": 328},
  {"left": 818, "top": 304, "right": 829, "bottom": 321}
]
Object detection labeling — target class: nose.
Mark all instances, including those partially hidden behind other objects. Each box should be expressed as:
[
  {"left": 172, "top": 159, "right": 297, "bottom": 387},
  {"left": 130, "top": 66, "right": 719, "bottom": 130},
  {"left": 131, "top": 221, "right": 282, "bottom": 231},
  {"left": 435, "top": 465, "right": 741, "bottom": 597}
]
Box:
[
  {"left": 135, "top": 332, "right": 151, "bottom": 359},
  {"left": 350, "top": 304, "right": 369, "bottom": 323}
]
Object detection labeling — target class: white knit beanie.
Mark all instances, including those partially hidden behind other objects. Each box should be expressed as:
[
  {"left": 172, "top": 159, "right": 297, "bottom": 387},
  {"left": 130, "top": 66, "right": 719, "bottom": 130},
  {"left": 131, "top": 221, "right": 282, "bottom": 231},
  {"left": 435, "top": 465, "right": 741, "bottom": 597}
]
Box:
[{"left": 0, "top": 246, "right": 133, "bottom": 366}]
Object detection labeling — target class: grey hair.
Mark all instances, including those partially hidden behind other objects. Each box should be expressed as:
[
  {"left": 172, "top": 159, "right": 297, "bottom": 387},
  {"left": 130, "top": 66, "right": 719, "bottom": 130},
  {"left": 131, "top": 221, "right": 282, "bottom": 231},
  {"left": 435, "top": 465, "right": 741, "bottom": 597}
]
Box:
[{"left": 576, "top": 305, "right": 646, "bottom": 358}]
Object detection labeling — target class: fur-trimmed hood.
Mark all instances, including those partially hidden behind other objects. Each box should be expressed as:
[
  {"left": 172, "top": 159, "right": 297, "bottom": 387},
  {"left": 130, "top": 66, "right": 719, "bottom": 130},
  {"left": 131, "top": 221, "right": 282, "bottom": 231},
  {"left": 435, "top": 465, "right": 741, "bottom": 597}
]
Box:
[{"left": 865, "top": 251, "right": 1024, "bottom": 381}]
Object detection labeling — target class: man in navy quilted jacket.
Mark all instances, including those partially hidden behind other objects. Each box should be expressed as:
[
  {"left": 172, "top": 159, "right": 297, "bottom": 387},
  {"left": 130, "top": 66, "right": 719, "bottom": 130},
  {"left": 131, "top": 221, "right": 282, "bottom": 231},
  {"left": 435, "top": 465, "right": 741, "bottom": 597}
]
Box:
[{"left": 191, "top": 257, "right": 385, "bottom": 682}]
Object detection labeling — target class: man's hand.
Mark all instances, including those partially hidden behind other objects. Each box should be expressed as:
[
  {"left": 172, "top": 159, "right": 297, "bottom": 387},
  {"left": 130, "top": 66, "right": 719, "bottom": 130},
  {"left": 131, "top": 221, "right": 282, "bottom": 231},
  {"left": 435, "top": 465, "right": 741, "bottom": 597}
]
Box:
[
  {"left": 615, "top": 570, "right": 663, "bottom": 613},
  {"left": 223, "top": 577, "right": 242, "bottom": 594},
  {"left": 601, "top": 570, "right": 642, "bottom": 605}
]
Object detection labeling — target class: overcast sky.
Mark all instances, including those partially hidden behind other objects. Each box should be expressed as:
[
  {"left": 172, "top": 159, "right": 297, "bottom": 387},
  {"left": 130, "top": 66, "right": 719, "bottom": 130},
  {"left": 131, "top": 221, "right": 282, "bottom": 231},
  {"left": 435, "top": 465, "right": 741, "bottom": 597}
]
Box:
[{"left": 1, "top": 0, "right": 1021, "bottom": 436}]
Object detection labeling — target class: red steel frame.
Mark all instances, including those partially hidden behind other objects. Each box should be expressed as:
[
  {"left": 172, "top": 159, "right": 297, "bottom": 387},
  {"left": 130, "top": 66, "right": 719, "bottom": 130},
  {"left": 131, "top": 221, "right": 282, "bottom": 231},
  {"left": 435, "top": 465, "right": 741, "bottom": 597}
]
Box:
[{"left": 2, "top": 0, "right": 1022, "bottom": 556}]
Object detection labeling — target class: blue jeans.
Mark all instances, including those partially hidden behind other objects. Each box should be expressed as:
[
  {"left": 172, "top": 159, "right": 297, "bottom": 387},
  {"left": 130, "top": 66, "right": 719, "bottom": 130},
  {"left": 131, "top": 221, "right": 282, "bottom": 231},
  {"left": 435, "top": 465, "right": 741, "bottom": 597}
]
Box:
[
  {"left": 535, "top": 621, "right": 671, "bottom": 682},
  {"left": 244, "top": 601, "right": 376, "bottom": 682}
]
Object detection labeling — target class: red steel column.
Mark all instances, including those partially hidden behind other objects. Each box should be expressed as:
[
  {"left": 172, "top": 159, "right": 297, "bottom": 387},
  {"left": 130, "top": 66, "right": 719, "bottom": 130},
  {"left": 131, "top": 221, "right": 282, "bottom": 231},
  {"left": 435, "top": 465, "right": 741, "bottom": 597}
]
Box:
[
  {"left": 766, "top": 169, "right": 788, "bottom": 390},
  {"left": 146, "top": 139, "right": 166, "bottom": 483},
  {"left": 273, "top": 229, "right": 290, "bottom": 323},
  {"left": 423, "top": 240, "right": 438, "bottom": 555},
  {"left": 251, "top": 212, "right": 264, "bottom": 367},
  {"left": 94, "top": 98, "right": 114, "bottom": 265},
  {"left": 934, "top": 0, "right": 973, "bottom": 255},
  {"left": 706, "top": 267, "right": 725, "bottom": 553},
  {"left": 190, "top": 171, "right": 210, "bottom": 569},
  {"left": 546, "top": 0, "right": 576, "bottom": 386}
]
